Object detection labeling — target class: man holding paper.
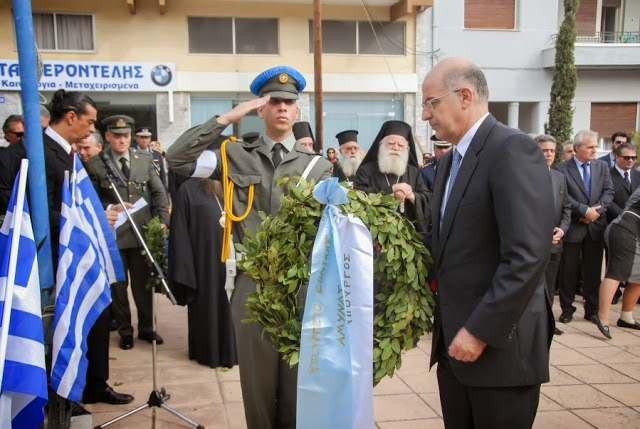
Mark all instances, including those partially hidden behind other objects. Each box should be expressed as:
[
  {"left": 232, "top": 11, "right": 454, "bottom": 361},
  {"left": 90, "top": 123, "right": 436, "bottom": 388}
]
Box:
[{"left": 85, "top": 115, "right": 169, "bottom": 351}]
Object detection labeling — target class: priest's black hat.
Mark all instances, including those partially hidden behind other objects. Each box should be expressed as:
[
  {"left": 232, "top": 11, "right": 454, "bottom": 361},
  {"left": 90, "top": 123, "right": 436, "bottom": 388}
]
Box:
[
  {"left": 360, "top": 120, "right": 419, "bottom": 168},
  {"left": 293, "top": 121, "right": 315, "bottom": 142},
  {"left": 336, "top": 130, "right": 358, "bottom": 146}
]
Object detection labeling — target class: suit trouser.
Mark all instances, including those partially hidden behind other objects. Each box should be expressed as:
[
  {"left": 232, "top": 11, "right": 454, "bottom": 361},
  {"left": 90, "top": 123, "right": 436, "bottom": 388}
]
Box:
[
  {"left": 559, "top": 235, "right": 603, "bottom": 317},
  {"left": 544, "top": 252, "right": 562, "bottom": 306},
  {"left": 83, "top": 307, "right": 110, "bottom": 395},
  {"left": 112, "top": 248, "right": 153, "bottom": 337},
  {"left": 437, "top": 357, "right": 541, "bottom": 429},
  {"left": 231, "top": 273, "right": 297, "bottom": 429}
]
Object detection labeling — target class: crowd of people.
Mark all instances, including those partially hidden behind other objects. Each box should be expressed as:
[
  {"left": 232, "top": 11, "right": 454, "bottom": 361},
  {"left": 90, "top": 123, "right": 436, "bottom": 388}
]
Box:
[{"left": 0, "top": 57, "right": 638, "bottom": 428}]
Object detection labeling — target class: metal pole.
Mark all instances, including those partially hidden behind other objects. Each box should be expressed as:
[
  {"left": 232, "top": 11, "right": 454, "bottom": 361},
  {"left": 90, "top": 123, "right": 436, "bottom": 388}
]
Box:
[
  {"left": 12, "top": 1, "right": 54, "bottom": 298},
  {"left": 313, "top": 0, "right": 324, "bottom": 152}
]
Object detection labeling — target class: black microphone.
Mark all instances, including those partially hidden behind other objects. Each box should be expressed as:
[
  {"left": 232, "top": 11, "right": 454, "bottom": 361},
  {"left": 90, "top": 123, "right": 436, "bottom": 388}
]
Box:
[{"left": 99, "top": 151, "right": 127, "bottom": 188}]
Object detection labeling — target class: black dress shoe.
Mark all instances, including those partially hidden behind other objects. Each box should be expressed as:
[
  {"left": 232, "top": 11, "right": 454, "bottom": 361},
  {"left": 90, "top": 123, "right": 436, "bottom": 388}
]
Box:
[
  {"left": 617, "top": 319, "right": 640, "bottom": 330},
  {"left": 591, "top": 315, "right": 612, "bottom": 339},
  {"left": 584, "top": 312, "right": 596, "bottom": 322},
  {"left": 138, "top": 332, "right": 164, "bottom": 345},
  {"left": 71, "top": 402, "right": 91, "bottom": 416},
  {"left": 119, "top": 335, "right": 134, "bottom": 350},
  {"left": 554, "top": 327, "right": 564, "bottom": 335},
  {"left": 83, "top": 385, "right": 134, "bottom": 405},
  {"left": 559, "top": 312, "right": 573, "bottom": 323}
]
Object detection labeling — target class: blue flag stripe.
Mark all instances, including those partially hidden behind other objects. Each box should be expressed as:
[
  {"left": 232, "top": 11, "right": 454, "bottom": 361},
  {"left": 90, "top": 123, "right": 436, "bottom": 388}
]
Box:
[
  {"left": 5, "top": 309, "right": 44, "bottom": 343},
  {"left": 3, "top": 361, "right": 48, "bottom": 398},
  {"left": 11, "top": 395, "right": 47, "bottom": 429}
]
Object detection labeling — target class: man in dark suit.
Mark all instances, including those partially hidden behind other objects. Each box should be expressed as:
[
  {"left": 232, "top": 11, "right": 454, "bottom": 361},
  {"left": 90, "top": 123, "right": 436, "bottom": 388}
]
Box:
[
  {"left": 134, "top": 126, "right": 167, "bottom": 190},
  {"left": 556, "top": 130, "right": 614, "bottom": 324},
  {"left": 607, "top": 141, "right": 639, "bottom": 222},
  {"left": 420, "top": 135, "right": 451, "bottom": 191},
  {"left": 536, "top": 134, "right": 572, "bottom": 335},
  {"left": 422, "top": 57, "right": 554, "bottom": 428},
  {"left": 86, "top": 116, "right": 169, "bottom": 351},
  {"left": 598, "top": 131, "right": 629, "bottom": 169}
]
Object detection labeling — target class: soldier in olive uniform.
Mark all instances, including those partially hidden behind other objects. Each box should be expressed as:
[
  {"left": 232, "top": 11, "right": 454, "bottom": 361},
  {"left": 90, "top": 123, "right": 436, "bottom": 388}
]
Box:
[
  {"left": 167, "top": 66, "right": 332, "bottom": 429},
  {"left": 85, "top": 115, "right": 170, "bottom": 351}
]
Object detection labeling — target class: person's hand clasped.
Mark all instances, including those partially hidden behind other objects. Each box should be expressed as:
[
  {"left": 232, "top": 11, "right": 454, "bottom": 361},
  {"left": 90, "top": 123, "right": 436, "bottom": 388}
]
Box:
[
  {"left": 392, "top": 183, "right": 415, "bottom": 203},
  {"left": 448, "top": 327, "right": 487, "bottom": 362}
]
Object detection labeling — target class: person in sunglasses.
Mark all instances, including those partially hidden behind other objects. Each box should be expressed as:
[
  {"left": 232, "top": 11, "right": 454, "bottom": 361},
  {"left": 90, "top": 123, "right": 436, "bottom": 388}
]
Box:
[
  {"left": 599, "top": 131, "right": 630, "bottom": 169},
  {"left": 2, "top": 114, "right": 24, "bottom": 146},
  {"left": 607, "top": 141, "right": 639, "bottom": 223}
]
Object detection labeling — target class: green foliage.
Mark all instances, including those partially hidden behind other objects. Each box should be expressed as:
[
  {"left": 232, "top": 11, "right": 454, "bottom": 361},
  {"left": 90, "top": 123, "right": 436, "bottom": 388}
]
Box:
[
  {"left": 546, "top": 0, "right": 579, "bottom": 162},
  {"left": 141, "top": 216, "right": 168, "bottom": 292},
  {"left": 630, "top": 131, "right": 640, "bottom": 153},
  {"left": 237, "top": 178, "right": 434, "bottom": 386}
]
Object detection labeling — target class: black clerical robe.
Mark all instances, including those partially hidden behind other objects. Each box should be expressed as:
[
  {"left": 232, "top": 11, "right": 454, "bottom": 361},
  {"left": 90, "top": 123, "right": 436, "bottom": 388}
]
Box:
[
  {"left": 168, "top": 179, "right": 237, "bottom": 368},
  {"left": 354, "top": 162, "right": 431, "bottom": 232}
]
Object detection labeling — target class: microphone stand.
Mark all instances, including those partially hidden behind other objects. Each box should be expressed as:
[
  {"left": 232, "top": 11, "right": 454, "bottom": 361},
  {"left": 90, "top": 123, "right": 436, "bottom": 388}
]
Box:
[{"left": 95, "top": 170, "right": 203, "bottom": 429}]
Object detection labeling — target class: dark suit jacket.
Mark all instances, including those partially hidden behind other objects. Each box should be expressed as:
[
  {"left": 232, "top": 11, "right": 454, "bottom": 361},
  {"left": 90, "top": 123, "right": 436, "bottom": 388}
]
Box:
[
  {"left": 420, "top": 160, "right": 436, "bottom": 191},
  {"left": 43, "top": 132, "right": 74, "bottom": 266},
  {"left": 0, "top": 140, "right": 26, "bottom": 215},
  {"left": 607, "top": 166, "right": 640, "bottom": 222},
  {"left": 550, "top": 169, "right": 571, "bottom": 254},
  {"left": 429, "top": 114, "right": 554, "bottom": 387},
  {"left": 598, "top": 153, "right": 615, "bottom": 169},
  {"left": 555, "top": 158, "right": 614, "bottom": 243}
]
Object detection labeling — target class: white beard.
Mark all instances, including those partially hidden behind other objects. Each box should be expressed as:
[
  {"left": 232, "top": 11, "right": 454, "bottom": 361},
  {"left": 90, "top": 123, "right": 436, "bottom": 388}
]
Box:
[
  {"left": 338, "top": 154, "right": 363, "bottom": 177},
  {"left": 378, "top": 143, "right": 409, "bottom": 177}
]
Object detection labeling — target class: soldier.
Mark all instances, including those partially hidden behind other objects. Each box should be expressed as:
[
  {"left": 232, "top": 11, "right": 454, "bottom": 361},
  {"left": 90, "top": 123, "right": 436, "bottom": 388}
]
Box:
[
  {"left": 85, "top": 115, "right": 170, "bottom": 351},
  {"left": 166, "top": 66, "right": 332, "bottom": 429},
  {"left": 135, "top": 126, "right": 167, "bottom": 189}
]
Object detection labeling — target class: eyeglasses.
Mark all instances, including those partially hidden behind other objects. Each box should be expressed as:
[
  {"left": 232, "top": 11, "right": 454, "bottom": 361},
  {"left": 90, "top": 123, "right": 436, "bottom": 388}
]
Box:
[
  {"left": 618, "top": 155, "right": 637, "bottom": 161},
  {"left": 422, "top": 89, "right": 461, "bottom": 111},
  {"left": 614, "top": 140, "right": 627, "bottom": 144},
  {"left": 8, "top": 131, "right": 24, "bottom": 138}
]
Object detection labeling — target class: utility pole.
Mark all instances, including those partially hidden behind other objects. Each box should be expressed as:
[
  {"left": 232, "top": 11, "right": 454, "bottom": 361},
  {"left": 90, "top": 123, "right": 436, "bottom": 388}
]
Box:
[{"left": 313, "top": 0, "right": 323, "bottom": 152}]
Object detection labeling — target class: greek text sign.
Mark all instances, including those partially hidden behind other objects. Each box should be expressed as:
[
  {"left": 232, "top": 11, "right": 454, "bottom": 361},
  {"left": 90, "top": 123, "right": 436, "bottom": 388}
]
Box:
[{"left": 0, "top": 60, "right": 175, "bottom": 92}]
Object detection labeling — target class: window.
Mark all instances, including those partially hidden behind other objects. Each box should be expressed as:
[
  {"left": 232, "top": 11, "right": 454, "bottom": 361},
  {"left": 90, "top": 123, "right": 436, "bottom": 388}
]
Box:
[
  {"left": 188, "top": 17, "right": 278, "bottom": 54},
  {"left": 464, "top": 0, "right": 516, "bottom": 30},
  {"left": 590, "top": 103, "right": 638, "bottom": 148},
  {"left": 308, "top": 20, "right": 405, "bottom": 55},
  {"left": 33, "top": 12, "right": 94, "bottom": 51}
]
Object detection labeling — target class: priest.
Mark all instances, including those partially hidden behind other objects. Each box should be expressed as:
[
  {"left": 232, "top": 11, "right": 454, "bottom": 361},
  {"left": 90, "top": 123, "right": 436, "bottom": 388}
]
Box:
[
  {"left": 333, "top": 129, "right": 363, "bottom": 186},
  {"left": 354, "top": 120, "right": 431, "bottom": 233}
]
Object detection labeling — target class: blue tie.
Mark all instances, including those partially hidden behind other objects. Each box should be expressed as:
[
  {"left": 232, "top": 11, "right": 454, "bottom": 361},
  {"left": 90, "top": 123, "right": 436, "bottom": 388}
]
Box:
[
  {"left": 581, "top": 162, "right": 591, "bottom": 196},
  {"left": 440, "top": 149, "right": 462, "bottom": 229}
]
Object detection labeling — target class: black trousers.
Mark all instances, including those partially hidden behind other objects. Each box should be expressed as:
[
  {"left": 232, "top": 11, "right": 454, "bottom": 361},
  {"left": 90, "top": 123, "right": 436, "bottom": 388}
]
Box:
[
  {"left": 437, "top": 357, "right": 541, "bottom": 429},
  {"left": 559, "top": 235, "right": 603, "bottom": 317},
  {"left": 544, "top": 251, "right": 562, "bottom": 306},
  {"left": 112, "top": 248, "right": 153, "bottom": 337},
  {"left": 83, "top": 307, "right": 110, "bottom": 395}
]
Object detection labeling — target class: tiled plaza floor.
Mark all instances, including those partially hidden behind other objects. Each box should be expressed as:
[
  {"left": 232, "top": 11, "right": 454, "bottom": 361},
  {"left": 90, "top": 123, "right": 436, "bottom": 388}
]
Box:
[{"left": 84, "top": 294, "right": 640, "bottom": 428}]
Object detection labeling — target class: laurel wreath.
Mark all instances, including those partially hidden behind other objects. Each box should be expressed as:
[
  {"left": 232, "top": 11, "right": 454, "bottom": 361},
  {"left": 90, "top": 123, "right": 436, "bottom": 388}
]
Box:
[
  {"left": 236, "top": 178, "right": 434, "bottom": 385},
  {"left": 141, "top": 216, "right": 168, "bottom": 292}
]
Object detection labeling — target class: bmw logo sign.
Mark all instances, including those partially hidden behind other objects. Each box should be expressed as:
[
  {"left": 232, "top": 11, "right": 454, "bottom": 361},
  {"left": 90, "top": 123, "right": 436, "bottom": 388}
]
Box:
[{"left": 151, "top": 65, "right": 172, "bottom": 87}]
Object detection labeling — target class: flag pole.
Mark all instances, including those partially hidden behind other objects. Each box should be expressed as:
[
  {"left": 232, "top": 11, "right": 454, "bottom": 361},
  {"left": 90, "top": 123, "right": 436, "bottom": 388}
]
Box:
[
  {"left": 313, "top": 0, "right": 324, "bottom": 152},
  {"left": 12, "top": 1, "right": 54, "bottom": 303},
  {"left": 0, "top": 160, "right": 29, "bottom": 388}
]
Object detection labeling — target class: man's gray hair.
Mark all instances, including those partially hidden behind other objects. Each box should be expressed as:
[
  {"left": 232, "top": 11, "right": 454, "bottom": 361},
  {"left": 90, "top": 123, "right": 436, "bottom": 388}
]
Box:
[
  {"left": 443, "top": 63, "right": 489, "bottom": 102},
  {"left": 561, "top": 140, "right": 573, "bottom": 151},
  {"left": 615, "top": 141, "right": 636, "bottom": 156},
  {"left": 573, "top": 130, "right": 598, "bottom": 148},
  {"left": 89, "top": 132, "right": 103, "bottom": 147},
  {"left": 535, "top": 134, "right": 556, "bottom": 145},
  {"left": 39, "top": 104, "right": 50, "bottom": 119}
]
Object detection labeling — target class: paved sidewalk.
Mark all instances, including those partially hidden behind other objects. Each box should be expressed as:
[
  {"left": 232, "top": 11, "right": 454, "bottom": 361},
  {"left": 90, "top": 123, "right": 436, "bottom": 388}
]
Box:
[{"left": 85, "top": 294, "right": 640, "bottom": 428}]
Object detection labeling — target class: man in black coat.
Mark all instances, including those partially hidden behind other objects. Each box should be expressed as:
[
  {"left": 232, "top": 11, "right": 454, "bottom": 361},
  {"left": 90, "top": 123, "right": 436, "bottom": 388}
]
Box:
[
  {"left": 420, "top": 135, "right": 451, "bottom": 191},
  {"left": 598, "top": 131, "right": 629, "bottom": 169},
  {"left": 422, "top": 57, "right": 554, "bottom": 428},
  {"left": 607, "top": 141, "right": 639, "bottom": 223},
  {"left": 555, "top": 130, "right": 614, "bottom": 324}
]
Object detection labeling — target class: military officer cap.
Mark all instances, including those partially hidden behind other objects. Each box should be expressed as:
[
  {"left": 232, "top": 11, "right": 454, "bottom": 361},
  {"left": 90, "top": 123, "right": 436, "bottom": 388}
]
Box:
[
  {"left": 431, "top": 134, "right": 452, "bottom": 147},
  {"left": 135, "top": 126, "right": 153, "bottom": 137},
  {"left": 250, "top": 66, "right": 306, "bottom": 100},
  {"left": 336, "top": 130, "right": 358, "bottom": 146},
  {"left": 103, "top": 115, "right": 134, "bottom": 135}
]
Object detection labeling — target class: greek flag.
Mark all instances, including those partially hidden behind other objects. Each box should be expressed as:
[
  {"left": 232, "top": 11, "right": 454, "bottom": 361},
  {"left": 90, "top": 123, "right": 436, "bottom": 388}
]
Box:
[
  {"left": 50, "top": 155, "right": 124, "bottom": 401},
  {"left": 0, "top": 160, "right": 48, "bottom": 429}
]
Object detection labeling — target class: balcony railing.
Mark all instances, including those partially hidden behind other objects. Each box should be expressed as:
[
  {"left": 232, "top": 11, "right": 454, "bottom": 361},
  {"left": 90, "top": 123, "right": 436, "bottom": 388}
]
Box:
[{"left": 550, "top": 31, "right": 640, "bottom": 45}]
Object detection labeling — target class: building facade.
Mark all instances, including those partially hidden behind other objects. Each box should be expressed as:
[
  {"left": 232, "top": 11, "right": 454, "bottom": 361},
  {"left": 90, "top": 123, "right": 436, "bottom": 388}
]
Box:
[{"left": 0, "top": 0, "right": 638, "bottom": 155}]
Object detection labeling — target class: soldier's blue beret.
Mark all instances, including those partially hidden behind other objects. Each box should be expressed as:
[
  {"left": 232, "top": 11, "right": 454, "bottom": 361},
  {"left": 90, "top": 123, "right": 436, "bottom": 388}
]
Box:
[{"left": 250, "top": 66, "right": 306, "bottom": 100}]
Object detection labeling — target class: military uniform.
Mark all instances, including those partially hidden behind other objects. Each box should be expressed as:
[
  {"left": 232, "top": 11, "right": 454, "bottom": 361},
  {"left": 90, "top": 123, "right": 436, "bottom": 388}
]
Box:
[
  {"left": 85, "top": 115, "right": 170, "bottom": 349},
  {"left": 167, "top": 66, "right": 332, "bottom": 429}
]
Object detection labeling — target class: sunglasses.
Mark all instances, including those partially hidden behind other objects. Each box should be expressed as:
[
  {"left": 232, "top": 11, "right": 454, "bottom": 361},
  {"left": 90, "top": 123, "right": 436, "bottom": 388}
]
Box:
[
  {"left": 618, "top": 156, "right": 637, "bottom": 161},
  {"left": 614, "top": 140, "right": 626, "bottom": 144},
  {"left": 8, "top": 131, "right": 24, "bottom": 138}
]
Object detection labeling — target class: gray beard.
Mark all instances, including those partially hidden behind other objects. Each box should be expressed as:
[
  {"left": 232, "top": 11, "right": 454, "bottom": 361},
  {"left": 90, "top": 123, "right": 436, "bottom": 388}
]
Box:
[
  {"left": 378, "top": 144, "right": 409, "bottom": 177},
  {"left": 338, "top": 155, "right": 363, "bottom": 177}
]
